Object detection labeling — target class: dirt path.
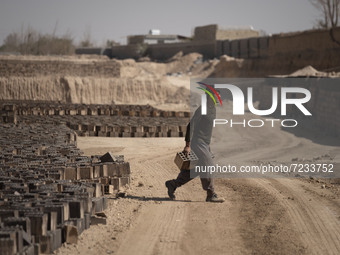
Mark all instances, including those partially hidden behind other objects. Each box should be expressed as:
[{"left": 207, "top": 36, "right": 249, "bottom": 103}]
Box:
[
  {"left": 56, "top": 133, "right": 339, "bottom": 255},
  {"left": 254, "top": 178, "right": 340, "bottom": 254}
]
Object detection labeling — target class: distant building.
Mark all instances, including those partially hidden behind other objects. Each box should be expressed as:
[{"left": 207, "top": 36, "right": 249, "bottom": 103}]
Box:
[
  {"left": 149, "top": 29, "right": 161, "bottom": 35},
  {"left": 127, "top": 29, "right": 191, "bottom": 45},
  {"left": 194, "top": 24, "right": 260, "bottom": 41},
  {"left": 76, "top": 24, "right": 262, "bottom": 60}
]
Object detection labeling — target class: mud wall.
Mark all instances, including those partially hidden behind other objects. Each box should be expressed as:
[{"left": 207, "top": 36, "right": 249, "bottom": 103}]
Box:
[
  {"left": 258, "top": 78, "right": 340, "bottom": 136},
  {"left": 215, "top": 27, "right": 340, "bottom": 76},
  {"left": 147, "top": 41, "right": 216, "bottom": 60},
  {"left": 111, "top": 45, "right": 141, "bottom": 60},
  {"left": 193, "top": 24, "right": 218, "bottom": 41},
  {"left": 108, "top": 27, "right": 340, "bottom": 74}
]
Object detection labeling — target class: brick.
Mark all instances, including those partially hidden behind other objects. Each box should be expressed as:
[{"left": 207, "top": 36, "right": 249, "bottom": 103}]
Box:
[
  {"left": 68, "top": 218, "right": 85, "bottom": 235},
  {"left": 63, "top": 225, "right": 78, "bottom": 244},
  {"left": 174, "top": 151, "right": 199, "bottom": 170},
  {"left": 107, "top": 163, "right": 118, "bottom": 177},
  {"left": 98, "top": 131, "right": 107, "bottom": 137},
  {"left": 43, "top": 205, "right": 65, "bottom": 226},
  {"left": 0, "top": 210, "right": 19, "bottom": 221},
  {"left": 118, "top": 162, "right": 130, "bottom": 177},
  {"left": 100, "top": 152, "right": 115, "bottom": 163},
  {"left": 156, "top": 132, "right": 168, "bottom": 137},
  {"left": 91, "top": 198, "right": 103, "bottom": 214},
  {"left": 78, "top": 196, "right": 92, "bottom": 214},
  {"left": 36, "top": 231, "right": 53, "bottom": 254},
  {"left": 3, "top": 217, "right": 31, "bottom": 237},
  {"left": 100, "top": 164, "right": 108, "bottom": 177},
  {"left": 22, "top": 244, "right": 35, "bottom": 255},
  {"left": 102, "top": 197, "right": 108, "bottom": 210},
  {"left": 119, "top": 177, "right": 130, "bottom": 188},
  {"left": 93, "top": 183, "right": 102, "bottom": 198},
  {"left": 0, "top": 228, "right": 23, "bottom": 254},
  {"left": 45, "top": 211, "right": 57, "bottom": 231},
  {"left": 0, "top": 238, "right": 16, "bottom": 255},
  {"left": 134, "top": 132, "right": 145, "bottom": 137},
  {"left": 110, "top": 178, "right": 119, "bottom": 190},
  {"left": 64, "top": 167, "right": 77, "bottom": 180},
  {"left": 78, "top": 166, "right": 93, "bottom": 179},
  {"left": 26, "top": 213, "right": 48, "bottom": 236},
  {"left": 69, "top": 201, "right": 84, "bottom": 219},
  {"left": 90, "top": 215, "right": 107, "bottom": 225},
  {"left": 52, "top": 228, "right": 62, "bottom": 251},
  {"left": 92, "top": 164, "right": 101, "bottom": 178},
  {"left": 104, "top": 185, "right": 114, "bottom": 194},
  {"left": 109, "top": 131, "right": 119, "bottom": 137},
  {"left": 84, "top": 213, "right": 91, "bottom": 230},
  {"left": 100, "top": 177, "right": 109, "bottom": 185}
]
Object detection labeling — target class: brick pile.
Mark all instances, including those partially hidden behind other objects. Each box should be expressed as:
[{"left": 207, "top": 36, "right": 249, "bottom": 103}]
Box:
[
  {"left": 1, "top": 101, "right": 190, "bottom": 138},
  {"left": 0, "top": 122, "right": 130, "bottom": 254}
]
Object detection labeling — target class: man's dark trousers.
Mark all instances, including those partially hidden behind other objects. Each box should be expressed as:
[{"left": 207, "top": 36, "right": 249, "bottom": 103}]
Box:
[{"left": 174, "top": 140, "right": 215, "bottom": 196}]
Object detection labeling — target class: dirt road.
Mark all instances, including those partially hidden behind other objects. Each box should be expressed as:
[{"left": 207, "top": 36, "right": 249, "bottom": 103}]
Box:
[{"left": 57, "top": 124, "right": 340, "bottom": 255}]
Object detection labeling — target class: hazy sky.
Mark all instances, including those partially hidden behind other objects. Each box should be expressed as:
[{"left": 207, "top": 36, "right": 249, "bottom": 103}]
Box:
[{"left": 0, "top": 0, "right": 320, "bottom": 46}]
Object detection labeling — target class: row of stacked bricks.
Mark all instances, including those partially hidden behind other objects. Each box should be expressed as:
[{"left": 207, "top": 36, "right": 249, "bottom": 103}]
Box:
[
  {"left": 0, "top": 122, "right": 131, "bottom": 254},
  {"left": 16, "top": 114, "right": 188, "bottom": 138},
  {"left": 68, "top": 120, "right": 188, "bottom": 138},
  {"left": 1, "top": 104, "right": 16, "bottom": 124},
  {"left": 0, "top": 101, "right": 189, "bottom": 118},
  {"left": 1, "top": 102, "right": 190, "bottom": 137}
]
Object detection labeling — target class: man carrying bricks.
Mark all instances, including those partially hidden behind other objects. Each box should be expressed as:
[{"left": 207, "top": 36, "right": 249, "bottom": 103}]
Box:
[{"left": 165, "top": 84, "right": 225, "bottom": 203}]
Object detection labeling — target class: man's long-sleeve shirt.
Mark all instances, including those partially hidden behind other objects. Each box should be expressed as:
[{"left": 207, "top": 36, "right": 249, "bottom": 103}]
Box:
[{"left": 185, "top": 98, "right": 216, "bottom": 145}]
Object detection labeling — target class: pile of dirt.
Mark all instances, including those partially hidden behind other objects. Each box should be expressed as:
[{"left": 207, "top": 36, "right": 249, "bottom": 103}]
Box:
[
  {"left": 289, "top": 65, "right": 320, "bottom": 76},
  {"left": 287, "top": 65, "right": 340, "bottom": 77},
  {"left": 122, "top": 52, "right": 213, "bottom": 78},
  {"left": 209, "top": 54, "right": 245, "bottom": 78},
  {"left": 0, "top": 53, "right": 216, "bottom": 111}
]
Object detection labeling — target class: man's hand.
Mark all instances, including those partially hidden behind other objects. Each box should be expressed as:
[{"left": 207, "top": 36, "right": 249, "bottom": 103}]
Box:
[{"left": 183, "top": 145, "right": 190, "bottom": 156}]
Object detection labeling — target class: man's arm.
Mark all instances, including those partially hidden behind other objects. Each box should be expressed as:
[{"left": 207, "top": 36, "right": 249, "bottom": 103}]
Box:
[
  {"left": 183, "top": 106, "right": 201, "bottom": 155},
  {"left": 183, "top": 122, "right": 190, "bottom": 155}
]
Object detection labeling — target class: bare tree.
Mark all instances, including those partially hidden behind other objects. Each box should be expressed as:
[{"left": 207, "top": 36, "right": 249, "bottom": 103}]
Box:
[
  {"left": 310, "top": 0, "right": 339, "bottom": 28},
  {"left": 79, "top": 26, "right": 94, "bottom": 47},
  {"left": 310, "top": 0, "right": 340, "bottom": 45},
  {"left": 0, "top": 26, "right": 75, "bottom": 55}
]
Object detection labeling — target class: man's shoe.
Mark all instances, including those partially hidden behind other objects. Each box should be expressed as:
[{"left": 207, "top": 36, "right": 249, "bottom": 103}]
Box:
[
  {"left": 206, "top": 193, "right": 225, "bottom": 203},
  {"left": 165, "top": 180, "right": 176, "bottom": 200}
]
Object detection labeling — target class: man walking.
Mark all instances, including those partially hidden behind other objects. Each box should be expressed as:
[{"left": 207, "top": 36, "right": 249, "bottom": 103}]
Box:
[{"left": 165, "top": 86, "right": 225, "bottom": 203}]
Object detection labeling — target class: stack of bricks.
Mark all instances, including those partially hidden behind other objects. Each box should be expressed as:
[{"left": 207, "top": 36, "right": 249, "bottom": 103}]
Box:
[
  {"left": 0, "top": 101, "right": 189, "bottom": 119},
  {"left": 1, "top": 104, "right": 17, "bottom": 124},
  {"left": 0, "top": 123, "right": 131, "bottom": 254},
  {"left": 0, "top": 101, "right": 190, "bottom": 138}
]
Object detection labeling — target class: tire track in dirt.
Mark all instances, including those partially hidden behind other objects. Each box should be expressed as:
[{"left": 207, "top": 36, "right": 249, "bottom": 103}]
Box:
[
  {"left": 116, "top": 158, "right": 191, "bottom": 255},
  {"left": 75, "top": 137, "right": 339, "bottom": 255},
  {"left": 254, "top": 178, "right": 340, "bottom": 255},
  {"left": 116, "top": 202, "right": 188, "bottom": 255},
  {"left": 220, "top": 178, "right": 307, "bottom": 255}
]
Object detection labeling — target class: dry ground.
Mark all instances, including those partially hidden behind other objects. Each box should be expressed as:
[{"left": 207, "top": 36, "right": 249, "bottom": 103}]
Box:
[{"left": 56, "top": 122, "right": 340, "bottom": 255}]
